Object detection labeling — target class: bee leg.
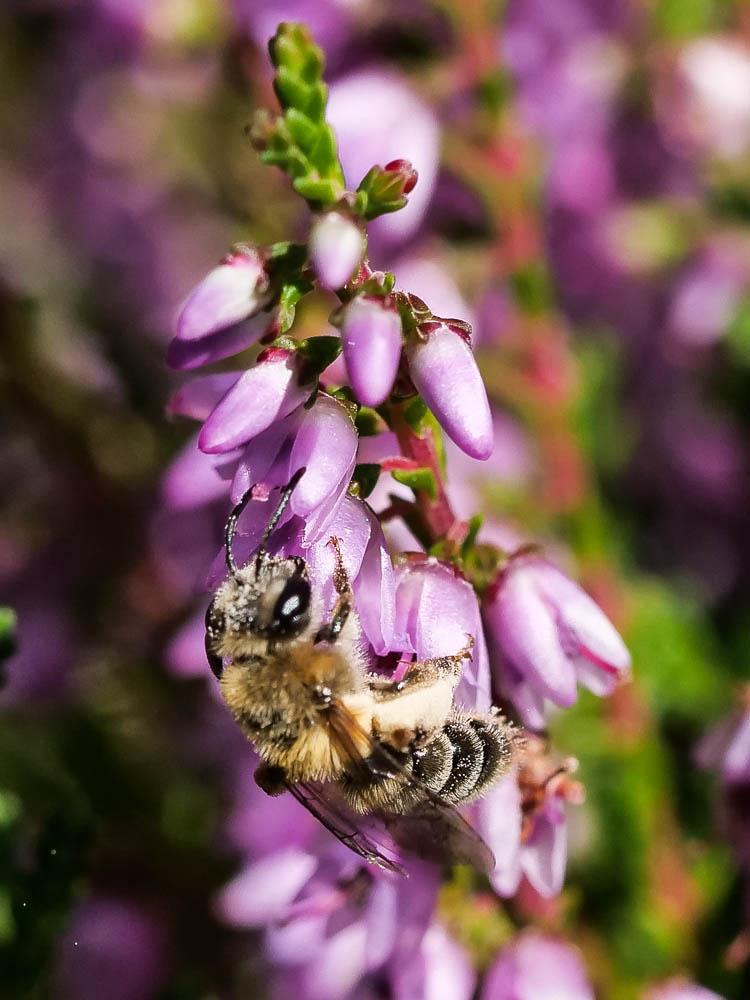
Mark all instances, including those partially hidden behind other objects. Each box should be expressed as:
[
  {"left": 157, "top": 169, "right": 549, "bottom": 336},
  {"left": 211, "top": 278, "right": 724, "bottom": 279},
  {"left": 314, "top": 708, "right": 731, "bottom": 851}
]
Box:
[
  {"left": 254, "top": 762, "right": 288, "bottom": 797},
  {"left": 369, "top": 635, "right": 475, "bottom": 697},
  {"left": 314, "top": 536, "right": 352, "bottom": 645},
  {"left": 204, "top": 600, "right": 225, "bottom": 679}
]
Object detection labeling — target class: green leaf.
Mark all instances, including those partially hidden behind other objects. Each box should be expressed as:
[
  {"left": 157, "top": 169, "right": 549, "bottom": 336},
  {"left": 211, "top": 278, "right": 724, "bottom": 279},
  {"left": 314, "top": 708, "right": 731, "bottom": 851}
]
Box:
[
  {"left": 403, "top": 396, "right": 428, "bottom": 430},
  {"left": 0, "top": 607, "right": 16, "bottom": 663},
  {"left": 298, "top": 335, "right": 342, "bottom": 377},
  {"left": 392, "top": 466, "right": 438, "bottom": 499},
  {"left": 276, "top": 276, "right": 313, "bottom": 333},
  {"left": 292, "top": 176, "right": 343, "bottom": 205},
  {"left": 284, "top": 108, "right": 318, "bottom": 150},
  {"left": 351, "top": 464, "right": 381, "bottom": 499}
]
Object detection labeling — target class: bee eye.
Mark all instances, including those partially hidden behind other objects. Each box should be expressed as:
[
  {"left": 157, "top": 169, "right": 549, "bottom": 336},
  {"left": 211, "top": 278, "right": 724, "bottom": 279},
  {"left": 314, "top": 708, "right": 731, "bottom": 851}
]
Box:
[{"left": 271, "top": 576, "right": 311, "bottom": 635}]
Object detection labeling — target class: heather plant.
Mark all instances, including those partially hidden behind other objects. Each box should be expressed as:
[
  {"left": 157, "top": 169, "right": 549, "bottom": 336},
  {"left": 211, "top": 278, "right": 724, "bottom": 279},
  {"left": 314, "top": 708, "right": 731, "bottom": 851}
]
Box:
[
  {"left": 166, "top": 21, "right": 634, "bottom": 995},
  {"left": 3, "top": 4, "right": 750, "bottom": 999}
]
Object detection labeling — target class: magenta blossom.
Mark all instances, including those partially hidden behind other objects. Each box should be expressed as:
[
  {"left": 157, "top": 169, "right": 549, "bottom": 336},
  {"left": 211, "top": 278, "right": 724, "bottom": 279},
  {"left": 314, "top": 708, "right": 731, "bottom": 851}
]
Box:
[
  {"left": 394, "top": 557, "right": 492, "bottom": 710},
  {"left": 198, "top": 348, "right": 313, "bottom": 455},
  {"left": 483, "top": 554, "right": 630, "bottom": 729},
  {"left": 482, "top": 932, "right": 594, "bottom": 1000},
  {"left": 167, "top": 248, "right": 269, "bottom": 369},
  {"left": 695, "top": 698, "right": 750, "bottom": 785},
  {"left": 477, "top": 737, "right": 583, "bottom": 899},
  {"left": 309, "top": 212, "right": 365, "bottom": 290},
  {"left": 406, "top": 323, "right": 494, "bottom": 461},
  {"left": 341, "top": 295, "right": 403, "bottom": 406}
]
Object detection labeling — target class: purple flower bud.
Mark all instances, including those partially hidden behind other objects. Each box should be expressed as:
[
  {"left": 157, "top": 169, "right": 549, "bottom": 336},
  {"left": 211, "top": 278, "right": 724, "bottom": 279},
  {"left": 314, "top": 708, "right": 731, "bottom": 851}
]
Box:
[
  {"left": 406, "top": 323, "right": 493, "bottom": 461},
  {"left": 341, "top": 296, "right": 403, "bottom": 406},
  {"left": 483, "top": 555, "right": 630, "bottom": 724},
  {"left": 289, "top": 396, "right": 358, "bottom": 517},
  {"left": 695, "top": 698, "right": 750, "bottom": 784},
  {"left": 482, "top": 933, "right": 594, "bottom": 1000},
  {"left": 309, "top": 212, "right": 364, "bottom": 290},
  {"left": 168, "top": 248, "right": 270, "bottom": 369},
  {"left": 198, "top": 348, "right": 311, "bottom": 454}
]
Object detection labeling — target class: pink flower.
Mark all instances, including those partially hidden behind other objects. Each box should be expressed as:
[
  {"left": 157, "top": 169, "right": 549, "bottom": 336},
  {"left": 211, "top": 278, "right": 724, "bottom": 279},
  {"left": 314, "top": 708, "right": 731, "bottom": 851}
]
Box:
[
  {"left": 309, "top": 212, "right": 364, "bottom": 290},
  {"left": 341, "top": 296, "right": 403, "bottom": 406},
  {"left": 168, "top": 248, "right": 269, "bottom": 369},
  {"left": 482, "top": 932, "right": 594, "bottom": 1000},
  {"left": 483, "top": 555, "right": 630, "bottom": 728},
  {"left": 406, "top": 323, "right": 494, "bottom": 461},
  {"left": 198, "top": 348, "right": 312, "bottom": 454}
]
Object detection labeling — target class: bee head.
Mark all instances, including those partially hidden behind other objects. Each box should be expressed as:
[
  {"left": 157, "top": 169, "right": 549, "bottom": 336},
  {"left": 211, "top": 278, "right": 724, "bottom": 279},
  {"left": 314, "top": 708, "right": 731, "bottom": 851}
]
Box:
[{"left": 228, "top": 558, "right": 312, "bottom": 639}]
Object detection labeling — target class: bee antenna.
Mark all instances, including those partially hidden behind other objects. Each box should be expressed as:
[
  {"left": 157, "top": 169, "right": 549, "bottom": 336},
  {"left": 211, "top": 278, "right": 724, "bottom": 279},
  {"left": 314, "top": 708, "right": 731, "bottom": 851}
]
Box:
[
  {"left": 224, "top": 489, "right": 253, "bottom": 575},
  {"left": 224, "top": 468, "right": 306, "bottom": 576},
  {"left": 254, "top": 467, "right": 306, "bottom": 577}
]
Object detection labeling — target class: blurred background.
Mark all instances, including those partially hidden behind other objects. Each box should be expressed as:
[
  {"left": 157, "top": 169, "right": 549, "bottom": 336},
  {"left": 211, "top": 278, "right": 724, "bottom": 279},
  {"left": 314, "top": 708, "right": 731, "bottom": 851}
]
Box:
[{"left": 2, "top": 1, "right": 750, "bottom": 997}]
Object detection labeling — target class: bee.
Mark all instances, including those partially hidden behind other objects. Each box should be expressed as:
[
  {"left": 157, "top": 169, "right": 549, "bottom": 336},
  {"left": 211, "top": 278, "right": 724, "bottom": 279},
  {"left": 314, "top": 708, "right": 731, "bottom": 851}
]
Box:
[{"left": 205, "top": 470, "right": 518, "bottom": 874}]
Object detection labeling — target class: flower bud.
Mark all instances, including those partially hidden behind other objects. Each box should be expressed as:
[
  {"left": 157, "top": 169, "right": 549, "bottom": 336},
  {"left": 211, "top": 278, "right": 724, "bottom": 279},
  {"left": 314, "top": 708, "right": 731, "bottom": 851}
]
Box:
[
  {"left": 482, "top": 933, "right": 594, "bottom": 999},
  {"left": 406, "top": 323, "right": 493, "bottom": 461},
  {"left": 309, "top": 212, "right": 364, "bottom": 290},
  {"left": 695, "top": 696, "right": 750, "bottom": 784},
  {"left": 483, "top": 555, "right": 630, "bottom": 725},
  {"left": 289, "top": 395, "right": 358, "bottom": 520},
  {"left": 168, "top": 248, "right": 269, "bottom": 369},
  {"left": 341, "top": 296, "right": 403, "bottom": 406},
  {"left": 384, "top": 158, "right": 419, "bottom": 194},
  {"left": 198, "top": 348, "right": 311, "bottom": 454}
]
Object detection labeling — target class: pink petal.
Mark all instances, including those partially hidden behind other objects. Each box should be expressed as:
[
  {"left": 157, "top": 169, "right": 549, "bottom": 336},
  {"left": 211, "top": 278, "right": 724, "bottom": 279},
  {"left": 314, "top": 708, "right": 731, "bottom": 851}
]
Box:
[
  {"left": 214, "top": 849, "right": 318, "bottom": 927},
  {"left": 477, "top": 774, "right": 523, "bottom": 898},
  {"left": 490, "top": 568, "right": 578, "bottom": 706}
]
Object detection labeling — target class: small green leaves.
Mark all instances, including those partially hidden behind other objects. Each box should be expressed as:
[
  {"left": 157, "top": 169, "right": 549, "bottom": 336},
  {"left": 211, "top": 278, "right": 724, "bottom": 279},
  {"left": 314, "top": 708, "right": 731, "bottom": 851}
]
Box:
[
  {"left": 297, "top": 335, "right": 342, "bottom": 379},
  {"left": 350, "top": 463, "right": 381, "bottom": 499},
  {"left": 251, "top": 23, "right": 345, "bottom": 210},
  {"left": 355, "top": 159, "right": 419, "bottom": 220},
  {"left": 392, "top": 466, "right": 438, "bottom": 499},
  {"left": 266, "top": 242, "right": 312, "bottom": 333},
  {"left": 0, "top": 606, "right": 16, "bottom": 658}
]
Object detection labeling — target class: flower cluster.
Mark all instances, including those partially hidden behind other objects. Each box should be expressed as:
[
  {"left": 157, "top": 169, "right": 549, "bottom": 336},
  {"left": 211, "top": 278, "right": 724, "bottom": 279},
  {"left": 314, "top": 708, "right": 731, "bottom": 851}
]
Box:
[{"left": 163, "top": 21, "right": 634, "bottom": 997}]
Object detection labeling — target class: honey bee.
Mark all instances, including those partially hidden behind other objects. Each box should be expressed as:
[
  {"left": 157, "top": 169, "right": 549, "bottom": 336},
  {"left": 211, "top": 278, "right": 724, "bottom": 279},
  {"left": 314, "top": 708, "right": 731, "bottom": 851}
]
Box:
[{"left": 205, "top": 470, "right": 518, "bottom": 874}]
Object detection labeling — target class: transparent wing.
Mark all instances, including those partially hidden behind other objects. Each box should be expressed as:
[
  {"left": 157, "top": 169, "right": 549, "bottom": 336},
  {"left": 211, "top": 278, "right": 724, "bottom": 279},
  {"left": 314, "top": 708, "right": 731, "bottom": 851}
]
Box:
[
  {"left": 285, "top": 780, "right": 406, "bottom": 876},
  {"left": 323, "top": 698, "right": 496, "bottom": 875}
]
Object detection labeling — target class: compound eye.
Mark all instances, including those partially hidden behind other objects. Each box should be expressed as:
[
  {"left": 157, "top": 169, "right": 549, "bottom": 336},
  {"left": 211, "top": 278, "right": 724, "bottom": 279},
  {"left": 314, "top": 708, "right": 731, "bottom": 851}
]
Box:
[{"left": 271, "top": 576, "right": 311, "bottom": 635}]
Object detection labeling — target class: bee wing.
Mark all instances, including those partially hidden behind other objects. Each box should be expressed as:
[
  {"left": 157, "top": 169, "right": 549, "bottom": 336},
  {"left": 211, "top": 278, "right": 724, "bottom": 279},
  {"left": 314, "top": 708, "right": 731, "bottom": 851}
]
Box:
[
  {"left": 285, "top": 780, "right": 406, "bottom": 876},
  {"left": 326, "top": 698, "right": 496, "bottom": 875}
]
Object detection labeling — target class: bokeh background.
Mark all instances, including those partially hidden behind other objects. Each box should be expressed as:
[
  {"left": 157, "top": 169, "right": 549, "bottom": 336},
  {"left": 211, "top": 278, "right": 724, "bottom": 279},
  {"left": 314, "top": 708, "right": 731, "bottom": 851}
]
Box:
[{"left": 2, "top": 1, "right": 750, "bottom": 997}]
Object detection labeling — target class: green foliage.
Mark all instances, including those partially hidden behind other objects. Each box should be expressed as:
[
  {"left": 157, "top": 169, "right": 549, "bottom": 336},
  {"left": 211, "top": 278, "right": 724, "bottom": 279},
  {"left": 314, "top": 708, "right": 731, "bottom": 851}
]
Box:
[{"left": 251, "top": 23, "right": 345, "bottom": 210}]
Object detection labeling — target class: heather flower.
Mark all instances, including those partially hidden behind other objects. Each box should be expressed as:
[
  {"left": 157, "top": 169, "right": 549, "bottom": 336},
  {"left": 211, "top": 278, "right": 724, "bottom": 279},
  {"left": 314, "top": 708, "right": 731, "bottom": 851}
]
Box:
[
  {"left": 696, "top": 696, "right": 750, "bottom": 785},
  {"left": 477, "top": 738, "right": 583, "bottom": 898},
  {"left": 483, "top": 554, "right": 630, "bottom": 728},
  {"left": 341, "top": 296, "right": 403, "bottom": 406},
  {"left": 309, "top": 212, "right": 365, "bottom": 290},
  {"left": 198, "top": 348, "right": 313, "bottom": 454},
  {"left": 406, "top": 322, "right": 494, "bottom": 461},
  {"left": 167, "top": 248, "right": 269, "bottom": 369},
  {"left": 481, "top": 932, "right": 594, "bottom": 1000},
  {"left": 696, "top": 692, "right": 750, "bottom": 870},
  {"left": 394, "top": 558, "right": 492, "bottom": 709}
]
